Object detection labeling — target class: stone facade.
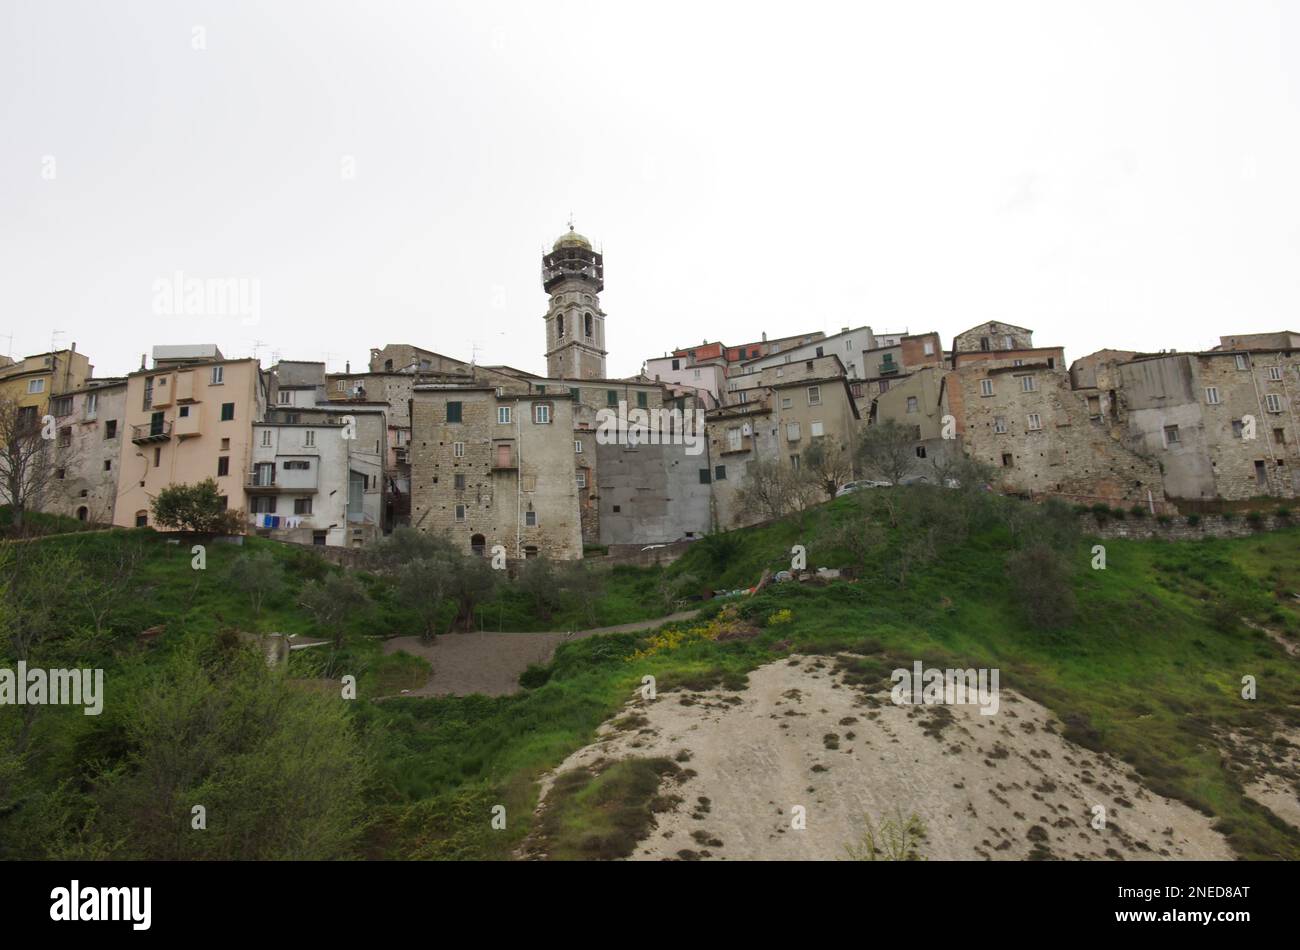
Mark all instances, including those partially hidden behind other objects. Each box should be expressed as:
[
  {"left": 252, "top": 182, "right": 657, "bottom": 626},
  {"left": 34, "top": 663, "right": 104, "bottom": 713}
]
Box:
[
  {"left": 410, "top": 386, "right": 583, "bottom": 559},
  {"left": 1118, "top": 351, "right": 1300, "bottom": 501},
  {"left": 943, "top": 354, "right": 1167, "bottom": 510},
  {"left": 953, "top": 320, "right": 1034, "bottom": 354},
  {"left": 45, "top": 379, "right": 127, "bottom": 524}
]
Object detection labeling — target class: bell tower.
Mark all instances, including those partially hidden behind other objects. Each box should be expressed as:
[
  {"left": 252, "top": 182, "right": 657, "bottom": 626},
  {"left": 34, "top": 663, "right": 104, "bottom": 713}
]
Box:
[{"left": 542, "top": 221, "right": 607, "bottom": 379}]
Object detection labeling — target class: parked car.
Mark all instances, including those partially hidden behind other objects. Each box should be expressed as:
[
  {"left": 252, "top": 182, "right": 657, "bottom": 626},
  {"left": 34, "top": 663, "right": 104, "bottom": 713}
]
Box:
[
  {"left": 835, "top": 479, "right": 891, "bottom": 496},
  {"left": 898, "top": 474, "right": 931, "bottom": 486}
]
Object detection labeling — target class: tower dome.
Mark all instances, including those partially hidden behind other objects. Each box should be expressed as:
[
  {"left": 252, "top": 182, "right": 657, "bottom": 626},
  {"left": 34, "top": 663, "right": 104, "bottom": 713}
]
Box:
[{"left": 553, "top": 224, "right": 592, "bottom": 251}]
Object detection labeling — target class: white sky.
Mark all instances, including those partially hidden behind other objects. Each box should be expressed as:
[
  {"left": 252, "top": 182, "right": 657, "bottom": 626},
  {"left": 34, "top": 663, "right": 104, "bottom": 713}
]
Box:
[{"left": 2, "top": 0, "right": 1298, "bottom": 379}]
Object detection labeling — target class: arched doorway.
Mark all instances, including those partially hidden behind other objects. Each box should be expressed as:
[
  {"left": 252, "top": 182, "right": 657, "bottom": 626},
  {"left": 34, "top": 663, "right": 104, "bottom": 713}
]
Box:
[
  {"left": 470, "top": 533, "right": 486, "bottom": 556},
  {"left": 76, "top": 506, "right": 88, "bottom": 521}
]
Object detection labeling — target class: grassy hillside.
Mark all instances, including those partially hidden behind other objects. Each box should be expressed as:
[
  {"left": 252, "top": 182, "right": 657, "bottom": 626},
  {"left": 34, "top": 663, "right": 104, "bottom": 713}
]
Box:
[{"left": 3, "top": 489, "right": 1299, "bottom": 860}]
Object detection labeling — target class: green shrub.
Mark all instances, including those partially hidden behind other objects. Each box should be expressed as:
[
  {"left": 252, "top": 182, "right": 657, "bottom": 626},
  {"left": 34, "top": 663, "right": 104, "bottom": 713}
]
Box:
[
  {"left": 1187, "top": 513, "right": 1201, "bottom": 526},
  {"left": 1110, "top": 507, "right": 1127, "bottom": 520},
  {"left": 1276, "top": 507, "right": 1291, "bottom": 519},
  {"left": 1129, "top": 505, "right": 1147, "bottom": 518},
  {"left": 519, "top": 664, "right": 551, "bottom": 689},
  {"left": 1245, "top": 511, "right": 1264, "bottom": 527},
  {"left": 1156, "top": 514, "right": 1172, "bottom": 525}
]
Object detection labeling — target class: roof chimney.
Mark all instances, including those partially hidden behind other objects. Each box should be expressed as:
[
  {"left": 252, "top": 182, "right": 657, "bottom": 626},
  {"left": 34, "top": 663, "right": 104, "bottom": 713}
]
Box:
[
  {"left": 841, "top": 327, "right": 849, "bottom": 334},
  {"left": 345, "top": 360, "right": 351, "bottom": 374},
  {"left": 762, "top": 332, "right": 767, "bottom": 342},
  {"left": 140, "top": 353, "right": 146, "bottom": 370}
]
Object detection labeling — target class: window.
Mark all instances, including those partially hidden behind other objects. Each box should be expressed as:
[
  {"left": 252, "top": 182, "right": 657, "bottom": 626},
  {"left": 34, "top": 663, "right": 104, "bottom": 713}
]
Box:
[
  {"left": 304, "top": 430, "right": 315, "bottom": 447},
  {"left": 455, "top": 504, "right": 466, "bottom": 522},
  {"left": 1266, "top": 394, "right": 1284, "bottom": 413},
  {"left": 1001, "top": 453, "right": 1013, "bottom": 468},
  {"left": 251, "top": 496, "right": 277, "bottom": 514},
  {"left": 637, "top": 391, "right": 648, "bottom": 409},
  {"left": 671, "top": 359, "right": 680, "bottom": 370},
  {"left": 790, "top": 454, "right": 800, "bottom": 470},
  {"left": 1164, "top": 425, "right": 1180, "bottom": 444},
  {"left": 497, "top": 406, "right": 512, "bottom": 424},
  {"left": 336, "top": 380, "right": 345, "bottom": 392},
  {"left": 906, "top": 396, "right": 919, "bottom": 413},
  {"left": 574, "top": 440, "right": 583, "bottom": 454},
  {"left": 585, "top": 313, "right": 593, "bottom": 337},
  {"left": 447, "top": 401, "right": 463, "bottom": 423},
  {"left": 534, "top": 403, "right": 551, "bottom": 424},
  {"left": 569, "top": 387, "right": 580, "bottom": 399},
  {"left": 104, "top": 420, "right": 117, "bottom": 439},
  {"left": 454, "top": 474, "right": 466, "bottom": 490},
  {"left": 915, "top": 445, "right": 927, "bottom": 458},
  {"left": 786, "top": 422, "right": 801, "bottom": 442},
  {"left": 781, "top": 396, "right": 793, "bottom": 409},
  {"left": 278, "top": 390, "right": 291, "bottom": 405},
  {"left": 220, "top": 437, "right": 230, "bottom": 450},
  {"left": 217, "top": 457, "right": 229, "bottom": 477},
  {"left": 815, "top": 346, "right": 824, "bottom": 357},
  {"left": 27, "top": 378, "right": 45, "bottom": 394},
  {"left": 1004, "top": 335, "right": 1014, "bottom": 349},
  {"left": 1012, "top": 359, "right": 1023, "bottom": 367},
  {"left": 1235, "top": 354, "right": 1249, "bottom": 371},
  {"left": 993, "top": 416, "right": 1007, "bottom": 433},
  {"left": 103, "top": 459, "right": 112, "bottom": 471},
  {"left": 135, "top": 510, "right": 148, "bottom": 527},
  {"left": 284, "top": 460, "right": 310, "bottom": 470},
  {"left": 1268, "top": 366, "right": 1283, "bottom": 381},
  {"left": 1020, "top": 376, "right": 1036, "bottom": 393},
  {"left": 810, "top": 421, "right": 824, "bottom": 437},
  {"left": 58, "top": 426, "right": 71, "bottom": 447},
  {"left": 220, "top": 402, "right": 234, "bottom": 421},
  {"left": 923, "top": 341, "right": 935, "bottom": 356},
  {"left": 453, "top": 441, "right": 465, "bottom": 458},
  {"left": 576, "top": 470, "right": 587, "bottom": 489},
  {"left": 1274, "top": 428, "right": 1286, "bottom": 445},
  {"left": 153, "top": 446, "right": 161, "bottom": 466},
  {"left": 698, "top": 468, "right": 711, "bottom": 484},
  {"left": 56, "top": 467, "right": 65, "bottom": 479},
  {"left": 1027, "top": 413, "right": 1042, "bottom": 431},
  {"left": 714, "top": 465, "right": 727, "bottom": 481},
  {"left": 260, "top": 430, "right": 272, "bottom": 446},
  {"left": 178, "top": 405, "right": 190, "bottom": 417},
  {"left": 606, "top": 390, "right": 619, "bottom": 407},
  {"left": 807, "top": 386, "right": 821, "bottom": 406},
  {"left": 51, "top": 396, "right": 72, "bottom": 416},
  {"left": 1232, "top": 419, "right": 1245, "bottom": 438},
  {"left": 1205, "top": 387, "right": 1221, "bottom": 405},
  {"left": 294, "top": 497, "right": 313, "bottom": 515},
  {"left": 728, "top": 427, "right": 742, "bottom": 451},
  {"left": 525, "top": 510, "right": 537, "bottom": 527},
  {"left": 980, "top": 379, "right": 994, "bottom": 397},
  {"left": 210, "top": 366, "right": 224, "bottom": 385}
]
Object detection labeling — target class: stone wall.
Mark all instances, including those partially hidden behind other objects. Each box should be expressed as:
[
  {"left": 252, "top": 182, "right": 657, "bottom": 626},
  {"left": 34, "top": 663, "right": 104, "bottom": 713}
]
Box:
[{"left": 1082, "top": 512, "right": 1297, "bottom": 541}]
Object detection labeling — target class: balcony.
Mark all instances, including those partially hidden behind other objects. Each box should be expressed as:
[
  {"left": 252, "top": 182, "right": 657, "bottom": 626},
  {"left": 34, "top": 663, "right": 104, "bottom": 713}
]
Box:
[
  {"left": 878, "top": 359, "right": 900, "bottom": 376},
  {"left": 131, "top": 420, "right": 172, "bottom": 444},
  {"left": 721, "top": 435, "right": 754, "bottom": 455}
]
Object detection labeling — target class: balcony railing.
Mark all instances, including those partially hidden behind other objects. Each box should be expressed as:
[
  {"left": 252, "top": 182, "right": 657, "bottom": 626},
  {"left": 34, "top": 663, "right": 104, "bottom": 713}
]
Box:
[{"left": 130, "top": 420, "right": 172, "bottom": 443}]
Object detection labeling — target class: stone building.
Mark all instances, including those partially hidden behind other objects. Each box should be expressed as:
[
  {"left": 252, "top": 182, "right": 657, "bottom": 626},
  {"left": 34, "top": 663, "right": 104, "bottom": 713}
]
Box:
[
  {"left": 942, "top": 349, "right": 1167, "bottom": 510},
  {"left": 542, "top": 225, "right": 608, "bottom": 379},
  {"left": 1117, "top": 349, "right": 1299, "bottom": 500},
  {"left": 953, "top": 320, "right": 1034, "bottom": 354},
  {"left": 45, "top": 378, "right": 127, "bottom": 524},
  {"left": 409, "top": 386, "right": 583, "bottom": 559}
]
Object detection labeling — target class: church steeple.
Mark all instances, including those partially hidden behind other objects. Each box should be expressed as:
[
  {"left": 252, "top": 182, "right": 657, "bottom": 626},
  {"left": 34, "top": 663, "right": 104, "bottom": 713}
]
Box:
[{"left": 542, "top": 222, "right": 607, "bottom": 379}]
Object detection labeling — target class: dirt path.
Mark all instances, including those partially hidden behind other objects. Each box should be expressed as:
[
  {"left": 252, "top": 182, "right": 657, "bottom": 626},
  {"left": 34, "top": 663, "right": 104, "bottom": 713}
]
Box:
[
  {"left": 536, "top": 654, "right": 1234, "bottom": 861},
  {"left": 381, "top": 610, "right": 700, "bottom": 698}
]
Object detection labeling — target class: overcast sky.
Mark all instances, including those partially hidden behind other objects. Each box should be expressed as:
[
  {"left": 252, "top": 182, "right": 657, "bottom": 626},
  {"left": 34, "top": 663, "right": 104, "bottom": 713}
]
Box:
[{"left": 3, "top": 1, "right": 1298, "bottom": 380}]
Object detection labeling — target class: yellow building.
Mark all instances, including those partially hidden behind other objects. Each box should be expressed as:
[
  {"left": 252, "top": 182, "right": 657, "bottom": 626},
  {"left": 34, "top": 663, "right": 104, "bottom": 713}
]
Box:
[
  {"left": 113, "top": 346, "right": 267, "bottom": 528},
  {"left": 0, "top": 348, "right": 93, "bottom": 425}
]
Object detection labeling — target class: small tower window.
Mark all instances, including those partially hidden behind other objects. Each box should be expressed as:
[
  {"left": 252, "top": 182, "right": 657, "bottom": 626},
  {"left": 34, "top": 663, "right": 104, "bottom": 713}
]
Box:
[
  {"left": 557, "top": 314, "right": 565, "bottom": 339},
  {"left": 585, "top": 312, "right": 593, "bottom": 337}
]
